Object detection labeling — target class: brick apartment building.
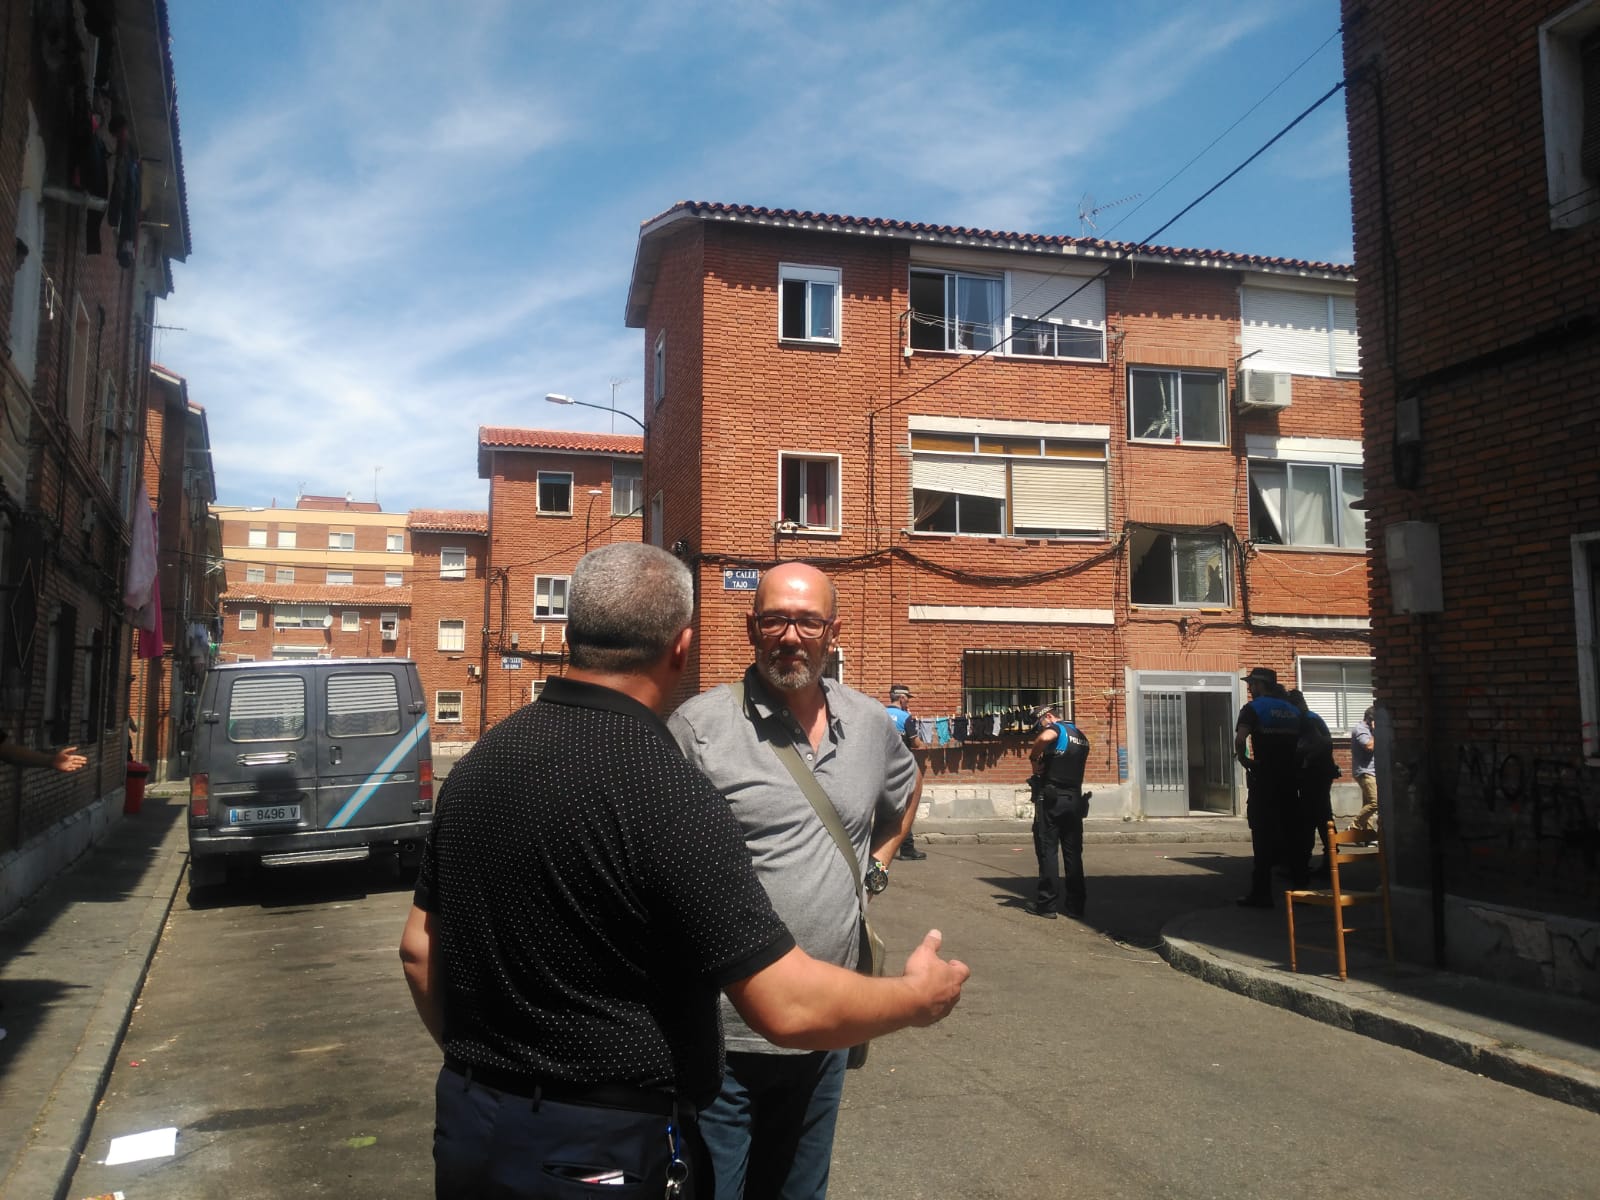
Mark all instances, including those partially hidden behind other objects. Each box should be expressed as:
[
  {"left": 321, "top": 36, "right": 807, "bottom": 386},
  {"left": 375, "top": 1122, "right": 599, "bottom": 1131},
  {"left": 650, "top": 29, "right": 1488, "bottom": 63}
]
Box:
[
  {"left": 475, "top": 427, "right": 644, "bottom": 729},
  {"left": 1343, "top": 1, "right": 1600, "bottom": 993},
  {"left": 129, "top": 365, "right": 221, "bottom": 780},
  {"left": 0, "top": 0, "right": 190, "bottom": 913},
  {"left": 625, "top": 201, "right": 1372, "bottom": 818},
  {"left": 406, "top": 508, "right": 487, "bottom": 754}
]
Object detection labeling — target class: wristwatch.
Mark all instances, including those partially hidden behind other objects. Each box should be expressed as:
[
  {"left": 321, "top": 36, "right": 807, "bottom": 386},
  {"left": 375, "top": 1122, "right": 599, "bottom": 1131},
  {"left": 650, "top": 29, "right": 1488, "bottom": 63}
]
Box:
[{"left": 864, "top": 858, "right": 889, "bottom": 895}]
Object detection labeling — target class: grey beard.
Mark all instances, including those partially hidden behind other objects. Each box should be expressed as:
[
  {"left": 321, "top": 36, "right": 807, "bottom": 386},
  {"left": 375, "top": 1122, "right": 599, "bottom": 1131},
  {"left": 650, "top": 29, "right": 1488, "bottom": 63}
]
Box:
[{"left": 759, "top": 650, "right": 816, "bottom": 692}]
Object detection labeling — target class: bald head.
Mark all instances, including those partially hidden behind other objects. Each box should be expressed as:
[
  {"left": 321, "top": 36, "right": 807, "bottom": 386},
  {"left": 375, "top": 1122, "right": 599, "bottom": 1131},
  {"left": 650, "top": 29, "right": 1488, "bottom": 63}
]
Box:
[
  {"left": 753, "top": 562, "right": 838, "bottom": 618},
  {"left": 748, "top": 562, "right": 839, "bottom": 695}
]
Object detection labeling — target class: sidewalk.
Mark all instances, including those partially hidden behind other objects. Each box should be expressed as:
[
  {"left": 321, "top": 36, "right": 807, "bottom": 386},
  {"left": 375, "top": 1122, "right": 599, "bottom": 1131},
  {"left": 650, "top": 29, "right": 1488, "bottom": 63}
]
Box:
[{"left": 2, "top": 802, "right": 1597, "bottom": 1200}]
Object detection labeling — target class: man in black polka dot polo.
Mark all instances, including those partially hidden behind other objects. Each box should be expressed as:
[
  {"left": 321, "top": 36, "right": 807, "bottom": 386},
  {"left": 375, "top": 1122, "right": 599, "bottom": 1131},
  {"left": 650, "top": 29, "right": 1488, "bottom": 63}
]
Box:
[
  {"left": 670, "top": 561, "right": 922, "bottom": 1200},
  {"left": 400, "top": 544, "right": 969, "bottom": 1199}
]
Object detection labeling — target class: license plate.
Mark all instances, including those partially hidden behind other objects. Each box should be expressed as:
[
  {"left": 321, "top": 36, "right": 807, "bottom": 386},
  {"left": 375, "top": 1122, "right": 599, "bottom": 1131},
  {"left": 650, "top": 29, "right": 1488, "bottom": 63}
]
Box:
[{"left": 228, "top": 804, "right": 301, "bottom": 826}]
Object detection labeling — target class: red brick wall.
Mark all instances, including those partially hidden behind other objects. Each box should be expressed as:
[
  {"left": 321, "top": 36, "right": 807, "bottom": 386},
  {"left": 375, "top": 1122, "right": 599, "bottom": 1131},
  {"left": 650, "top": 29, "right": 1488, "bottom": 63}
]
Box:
[{"left": 409, "top": 531, "right": 485, "bottom": 741}]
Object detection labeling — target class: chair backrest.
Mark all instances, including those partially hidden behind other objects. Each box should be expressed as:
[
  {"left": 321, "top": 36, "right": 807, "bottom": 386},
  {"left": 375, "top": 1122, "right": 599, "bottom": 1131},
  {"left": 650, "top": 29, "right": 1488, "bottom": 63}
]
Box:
[{"left": 1323, "top": 823, "right": 1387, "bottom": 900}]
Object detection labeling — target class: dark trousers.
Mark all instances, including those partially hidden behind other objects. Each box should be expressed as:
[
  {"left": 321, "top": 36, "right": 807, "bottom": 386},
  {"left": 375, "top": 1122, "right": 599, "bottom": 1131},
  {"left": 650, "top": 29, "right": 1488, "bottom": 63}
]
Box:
[
  {"left": 1245, "top": 774, "right": 1298, "bottom": 899},
  {"left": 1033, "top": 791, "right": 1086, "bottom": 917},
  {"left": 433, "top": 1064, "right": 706, "bottom": 1198}
]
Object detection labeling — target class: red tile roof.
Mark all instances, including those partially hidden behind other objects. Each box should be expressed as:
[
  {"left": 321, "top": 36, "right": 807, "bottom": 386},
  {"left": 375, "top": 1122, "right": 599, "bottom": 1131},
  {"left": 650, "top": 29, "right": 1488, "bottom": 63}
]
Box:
[
  {"left": 479, "top": 427, "right": 643, "bottom": 453},
  {"left": 222, "top": 583, "right": 412, "bottom": 606},
  {"left": 408, "top": 509, "right": 488, "bottom": 534}
]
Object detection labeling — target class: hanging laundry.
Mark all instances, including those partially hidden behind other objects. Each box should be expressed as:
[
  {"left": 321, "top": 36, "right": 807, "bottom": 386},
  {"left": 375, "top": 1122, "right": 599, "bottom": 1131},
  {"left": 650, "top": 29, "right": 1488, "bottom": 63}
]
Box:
[
  {"left": 935, "top": 716, "right": 951, "bottom": 746},
  {"left": 917, "top": 717, "right": 936, "bottom": 744},
  {"left": 952, "top": 716, "right": 969, "bottom": 742}
]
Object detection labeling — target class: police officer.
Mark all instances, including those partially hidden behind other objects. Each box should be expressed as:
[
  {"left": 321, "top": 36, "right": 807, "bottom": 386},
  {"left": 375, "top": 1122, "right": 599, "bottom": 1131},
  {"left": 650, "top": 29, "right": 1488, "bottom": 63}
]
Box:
[
  {"left": 1234, "top": 667, "right": 1304, "bottom": 908},
  {"left": 1026, "top": 703, "right": 1091, "bottom": 919},
  {"left": 884, "top": 684, "right": 927, "bottom": 861}
]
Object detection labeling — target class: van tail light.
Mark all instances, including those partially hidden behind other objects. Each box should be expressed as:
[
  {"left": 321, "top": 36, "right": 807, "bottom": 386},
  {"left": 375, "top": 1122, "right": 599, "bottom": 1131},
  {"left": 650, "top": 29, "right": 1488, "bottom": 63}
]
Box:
[
  {"left": 418, "top": 760, "right": 434, "bottom": 809},
  {"left": 190, "top": 773, "right": 210, "bottom": 819}
]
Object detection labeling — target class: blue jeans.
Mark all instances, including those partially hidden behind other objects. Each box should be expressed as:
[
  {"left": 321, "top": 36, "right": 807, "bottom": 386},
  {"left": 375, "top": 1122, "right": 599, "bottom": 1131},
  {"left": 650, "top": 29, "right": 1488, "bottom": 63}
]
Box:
[{"left": 698, "top": 1049, "right": 847, "bottom": 1200}]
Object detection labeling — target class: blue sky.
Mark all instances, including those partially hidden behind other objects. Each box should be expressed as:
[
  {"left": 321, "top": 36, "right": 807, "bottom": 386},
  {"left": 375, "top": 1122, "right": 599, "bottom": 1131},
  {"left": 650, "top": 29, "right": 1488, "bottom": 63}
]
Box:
[{"left": 160, "top": 0, "right": 1353, "bottom": 515}]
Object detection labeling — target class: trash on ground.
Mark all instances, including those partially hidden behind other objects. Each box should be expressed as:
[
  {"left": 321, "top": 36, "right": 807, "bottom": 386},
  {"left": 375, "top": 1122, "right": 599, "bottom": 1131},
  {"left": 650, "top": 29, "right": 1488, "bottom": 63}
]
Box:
[{"left": 105, "top": 1126, "right": 178, "bottom": 1165}]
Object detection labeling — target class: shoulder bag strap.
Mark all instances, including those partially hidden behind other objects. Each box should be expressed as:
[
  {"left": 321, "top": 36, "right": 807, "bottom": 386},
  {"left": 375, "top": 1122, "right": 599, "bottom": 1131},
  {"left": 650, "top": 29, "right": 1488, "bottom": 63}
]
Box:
[{"left": 732, "top": 681, "right": 867, "bottom": 914}]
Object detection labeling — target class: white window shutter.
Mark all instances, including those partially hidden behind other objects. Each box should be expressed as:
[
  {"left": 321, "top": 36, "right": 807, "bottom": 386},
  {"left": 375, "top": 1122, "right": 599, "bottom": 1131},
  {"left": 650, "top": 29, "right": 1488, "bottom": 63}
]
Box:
[
  {"left": 911, "top": 456, "right": 1007, "bottom": 499},
  {"left": 1011, "top": 461, "right": 1107, "bottom": 532},
  {"left": 1009, "top": 270, "right": 1105, "bottom": 329}
]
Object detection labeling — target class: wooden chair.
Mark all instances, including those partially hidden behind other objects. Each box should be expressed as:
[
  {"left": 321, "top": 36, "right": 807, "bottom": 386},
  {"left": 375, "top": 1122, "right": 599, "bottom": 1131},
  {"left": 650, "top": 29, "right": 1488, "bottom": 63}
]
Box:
[{"left": 1285, "top": 823, "right": 1395, "bottom": 980}]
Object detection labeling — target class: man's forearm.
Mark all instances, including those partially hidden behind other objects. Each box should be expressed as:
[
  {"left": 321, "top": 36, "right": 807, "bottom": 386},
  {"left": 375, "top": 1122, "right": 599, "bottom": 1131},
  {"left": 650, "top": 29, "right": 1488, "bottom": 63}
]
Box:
[
  {"left": 872, "top": 766, "right": 922, "bottom": 862},
  {"left": 399, "top": 905, "right": 444, "bottom": 1049}
]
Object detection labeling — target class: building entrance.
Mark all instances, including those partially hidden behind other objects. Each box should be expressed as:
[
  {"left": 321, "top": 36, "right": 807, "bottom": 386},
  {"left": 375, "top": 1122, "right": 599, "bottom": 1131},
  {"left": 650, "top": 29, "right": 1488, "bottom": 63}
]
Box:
[{"left": 1134, "top": 673, "right": 1237, "bottom": 816}]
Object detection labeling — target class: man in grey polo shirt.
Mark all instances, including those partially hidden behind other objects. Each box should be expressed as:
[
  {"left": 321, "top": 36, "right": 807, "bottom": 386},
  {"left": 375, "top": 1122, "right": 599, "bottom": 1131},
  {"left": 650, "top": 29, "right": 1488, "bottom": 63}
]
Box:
[{"left": 670, "top": 561, "right": 917, "bottom": 1200}]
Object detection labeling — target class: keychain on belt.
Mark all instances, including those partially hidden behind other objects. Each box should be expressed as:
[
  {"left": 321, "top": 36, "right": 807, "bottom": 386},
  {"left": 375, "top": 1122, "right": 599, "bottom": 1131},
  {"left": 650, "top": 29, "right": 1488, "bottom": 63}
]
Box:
[{"left": 664, "top": 1118, "right": 688, "bottom": 1198}]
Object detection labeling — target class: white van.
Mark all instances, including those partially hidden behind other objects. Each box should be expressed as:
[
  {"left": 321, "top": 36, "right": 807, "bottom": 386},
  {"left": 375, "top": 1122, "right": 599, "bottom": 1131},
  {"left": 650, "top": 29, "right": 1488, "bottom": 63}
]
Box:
[{"left": 187, "top": 658, "right": 433, "bottom": 888}]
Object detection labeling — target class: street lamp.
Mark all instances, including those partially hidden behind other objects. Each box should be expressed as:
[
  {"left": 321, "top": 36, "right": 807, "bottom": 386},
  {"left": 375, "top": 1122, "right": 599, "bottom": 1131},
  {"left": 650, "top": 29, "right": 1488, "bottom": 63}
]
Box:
[
  {"left": 544, "top": 392, "right": 645, "bottom": 432},
  {"left": 584, "top": 488, "right": 605, "bottom": 551}
]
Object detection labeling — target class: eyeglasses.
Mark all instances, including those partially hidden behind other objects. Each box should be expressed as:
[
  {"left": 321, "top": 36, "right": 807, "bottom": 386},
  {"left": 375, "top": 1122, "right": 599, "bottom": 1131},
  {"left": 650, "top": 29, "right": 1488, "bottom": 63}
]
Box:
[{"left": 752, "top": 612, "right": 832, "bottom": 640}]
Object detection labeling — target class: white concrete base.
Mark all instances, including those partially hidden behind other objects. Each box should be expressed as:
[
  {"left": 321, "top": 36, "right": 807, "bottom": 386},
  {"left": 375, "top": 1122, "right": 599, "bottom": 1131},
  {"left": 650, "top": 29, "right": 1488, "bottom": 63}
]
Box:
[{"left": 0, "top": 790, "right": 124, "bottom": 921}]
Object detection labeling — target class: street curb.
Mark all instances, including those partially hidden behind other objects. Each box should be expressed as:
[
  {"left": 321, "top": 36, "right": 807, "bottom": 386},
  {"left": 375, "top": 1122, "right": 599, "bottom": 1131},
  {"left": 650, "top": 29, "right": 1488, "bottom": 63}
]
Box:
[
  {"left": 1160, "top": 921, "right": 1600, "bottom": 1116},
  {"left": 914, "top": 826, "right": 1252, "bottom": 846},
  {"left": 7, "top": 820, "right": 190, "bottom": 1200}
]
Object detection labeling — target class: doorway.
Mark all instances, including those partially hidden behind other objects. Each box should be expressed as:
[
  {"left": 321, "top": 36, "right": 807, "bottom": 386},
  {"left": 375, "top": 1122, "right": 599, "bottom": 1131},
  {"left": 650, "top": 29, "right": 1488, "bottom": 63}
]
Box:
[{"left": 1134, "top": 673, "right": 1237, "bottom": 816}]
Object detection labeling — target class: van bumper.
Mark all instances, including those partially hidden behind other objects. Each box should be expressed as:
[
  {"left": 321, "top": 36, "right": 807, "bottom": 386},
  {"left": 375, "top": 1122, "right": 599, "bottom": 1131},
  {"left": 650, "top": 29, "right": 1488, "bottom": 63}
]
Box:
[{"left": 188, "top": 818, "right": 433, "bottom": 861}]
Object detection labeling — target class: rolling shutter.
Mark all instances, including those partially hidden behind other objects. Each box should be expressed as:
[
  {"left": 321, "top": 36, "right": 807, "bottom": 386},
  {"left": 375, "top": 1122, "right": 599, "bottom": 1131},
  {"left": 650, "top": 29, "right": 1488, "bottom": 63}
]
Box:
[
  {"left": 911, "top": 455, "right": 1006, "bottom": 499},
  {"left": 1012, "top": 460, "right": 1107, "bottom": 532},
  {"left": 1010, "top": 269, "right": 1105, "bottom": 327}
]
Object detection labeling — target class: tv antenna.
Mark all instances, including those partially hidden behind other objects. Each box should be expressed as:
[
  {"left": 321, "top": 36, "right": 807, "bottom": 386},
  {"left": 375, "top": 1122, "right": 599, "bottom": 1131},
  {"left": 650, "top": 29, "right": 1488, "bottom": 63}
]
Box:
[{"left": 1077, "top": 191, "right": 1140, "bottom": 236}]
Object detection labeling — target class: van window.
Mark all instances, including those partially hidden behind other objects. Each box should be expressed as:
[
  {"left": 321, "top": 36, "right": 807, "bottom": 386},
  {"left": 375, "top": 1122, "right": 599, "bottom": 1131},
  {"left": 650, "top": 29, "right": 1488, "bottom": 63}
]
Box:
[
  {"left": 327, "top": 673, "right": 401, "bottom": 737},
  {"left": 228, "top": 676, "right": 308, "bottom": 742}
]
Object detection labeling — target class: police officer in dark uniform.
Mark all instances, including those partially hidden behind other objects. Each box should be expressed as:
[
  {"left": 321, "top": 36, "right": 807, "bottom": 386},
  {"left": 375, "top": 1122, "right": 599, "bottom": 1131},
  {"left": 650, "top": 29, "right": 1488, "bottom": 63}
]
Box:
[
  {"left": 1026, "top": 703, "right": 1091, "bottom": 919},
  {"left": 1234, "top": 666, "right": 1304, "bottom": 908}
]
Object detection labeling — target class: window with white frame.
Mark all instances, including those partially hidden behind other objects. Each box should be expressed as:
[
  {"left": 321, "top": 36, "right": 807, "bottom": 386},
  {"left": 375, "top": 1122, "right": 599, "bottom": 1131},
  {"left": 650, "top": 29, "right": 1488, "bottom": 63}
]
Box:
[
  {"left": 248, "top": 527, "right": 267, "bottom": 548},
  {"left": 1130, "top": 529, "right": 1230, "bottom": 607},
  {"left": 778, "top": 453, "right": 840, "bottom": 532},
  {"left": 385, "top": 571, "right": 403, "bottom": 587},
  {"left": 538, "top": 471, "right": 573, "bottom": 514},
  {"left": 275, "top": 567, "right": 294, "bottom": 583},
  {"left": 1540, "top": 3, "right": 1600, "bottom": 228},
  {"left": 328, "top": 530, "right": 355, "bottom": 551},
  {"left": 779, "top": 264, "right": 841, "bottom": 343},
  {"left": 67, "top": 298, "right": 92, "bottom": 435},
  {"left": 327, "top": 570, "right": 353, "bottom": 586},
  {"left": 1128, "top": 368, "right": 1227, "bottom": 445},
  {"left": 387, "top": 532, "right": 404, "bottom": 552},
  {"left": 436, "top": 690, "right": 464, "bottom": 723},
  {"left": 530, "top": 678, "right": 547, "bottom": 702},
  {"left": 1296, "top": 658, "right": 1375, "bottom": 733},
  {"left": 650, "top": 491, "right": 664, "bottom": 548},
  {"left": 246, "top": 566, "right": 265, "bottom": 583},
  {"left": 1007, "top": 269, "right": 1105, "bottom": 361},
  {"left": 653, "top": 331, "right": 666, "bottom": 407},
  {"left": 437, "top": 619, "right": 466, "bottom": 652},
  {"left": 235, "top": 654, "right": 256, "bottom": 663},
  {"left": 1240, "top": 285, "right": 1360, "bottom": 378},
  {"left": 535, "top": 575, "right": 570, "bottom": 619},
  {"left": 379, "top": 611, "right": 399, "bottom": 636},
  {"left": 1250, "top": 460, "right": 1366, "bottom": 548},
  {"left": 909, "top": 267, "right": 1003, "bottom": 353},
  {"left": 963, "top": 649, "right": 1073, "bottom": 717},
  {"left": 910, "top": 424, "right": 1109, "bottom": 538},
  {"left": 612, "top": 461, "right": 643, "bottom": 517},
  {"left": 272, "top": 645, "right": 326, "bottom": 660},
  {"left": 440, "top": 548, "right": 467, "bottom": 579},
  {"left": 8, "top": 116, "right": 44, "bottom": 388},
  {"left": 239, "top": 608, "right": 258, "bottom": 631},
  {"left": 1576, "top": 534, "right": 1600, "bottom": 757},
  {"left": 277, "top": 529, "right": 296, "bottom": 549},
  {"left": 340, "top": 610, "right": 360, "bottom": 632},
  {"left": 275, "top": 604, "right": 330, "bottom": 628}
]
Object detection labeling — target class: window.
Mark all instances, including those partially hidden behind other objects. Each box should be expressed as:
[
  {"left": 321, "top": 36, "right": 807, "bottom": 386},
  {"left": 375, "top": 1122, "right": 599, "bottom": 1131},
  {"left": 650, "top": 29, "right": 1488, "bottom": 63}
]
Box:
[
  {"left": 97, "top": 375, "right": 120, "bottom": 483},
  {"left": 1007, "top": 269, "right": 1105, "bottom": 361},
  {"left": 387, "top": 532, "right": 404, "bottom": 552},
  {"left": 963, "top": 649, "right": 1073, "bottom": 717},
  {"left": 650, "top": 491, "right": 664, "bottom": 548},
  {"left": 612, "top": 461, "right": 643, "bottom": 517},
  {"left": 272, "top": 645, "right": 326, "bottom": 660},
  {"left": 530, "top": 678, "right": 547, "bottom": 702},
  {"left": 1540, "top": 3, "right": 1600, "bottom": 228},
  {"left": 235, "top": 654, "right": 256, "bottom": 663},
  {"left": 1130, "top": 530, "right": 1230, "bottom": 607},
  {"left": 327, "top": 673, "right": 400, "bottom": 737},
  {"left": 248, "top": 527, "right": 267, "bottom": 548},
  {"left": 67, "top": 298, "right": 92, "bottom": 435},
  {"left": 910, "top": 427, "right": 1108, "bottom": 538},
  {"left": 275, "top": 567, "right": 294, "bottom": 583},
  {"left": 779, "top": 264, "right": 841, "bottom": 343},
  {"left": 778, "top": 454, "right": 840, "bottom": 532},
  {"left": 274, "top": 604, "right": 330, "bottom": 629},
  {"left": 1128, "top": 368, "right": 1226, "bottom": 445},
  {"left": 385, "top": 571, "right": 403, "bottom": 587},
  {"left": 1576, "top": 535, "right": 1600, "bottom": 756},
  {"left": 340, "top": 611, "right": 361, "bottom": 632},
  {"left": 436, "top": 690, "right": 464, "bottom": 723},
  {"left": 438, "top": 619, "right": 466, "bottom": 652},
  {"left": 327, "top": 570, "right": 354, "bottom": 586},
  {"left": 328, "top": 531, "right": 355, "bottom": 551},
  {"left": 379, "top": 611, "right": 399, "bottom": 636},
  {"left": 440, "top": 548, "right": 467, "bottom": 580},
  {"left": 653, "top": 331, "right": 666, "bottom": 407},
  {"left": 535, "top": 575, "right": 570, "bottom": 619},
  {"left": 226, "top": 674, "right": 306, "bottom": 742},
  {"left": 239, "top": 608, "right": 258, "bottom": 631},
  {"left": 1250, "top": 462, "right": 1366, "bottom": 548},
  {"left": 1296, "top": 658, "right": 1375, "bottom": 733},
  {"left": 538, "top": 472, "right": 573, "bottom": 514},
  {"left": 245, "top": 566, "right": 266, "bottom": 584},
  {"left": 277, "top": 529, "right": 297, "bottom": 549},
  {"left": 1240, "top": 286, "right": 1359, "bottom": 378},
  {"left": 8, "top": 117, "right": 44, "bottom": 387},
  {"left": 909, "top": 268, "right": 1003, "bottom": 352}
]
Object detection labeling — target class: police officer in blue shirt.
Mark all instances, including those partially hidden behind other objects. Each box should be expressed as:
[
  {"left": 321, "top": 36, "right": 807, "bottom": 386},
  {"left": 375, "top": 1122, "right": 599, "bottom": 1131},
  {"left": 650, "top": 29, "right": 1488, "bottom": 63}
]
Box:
[
  {"left": 1026, "top": 703, "right": 1091, "bottom": 919},
  {"left": 1234, "top": 667, "right": 1305, "bottom": 908},
  {"left": 884, "top": 684, "right": 927, "bottom": 860}
]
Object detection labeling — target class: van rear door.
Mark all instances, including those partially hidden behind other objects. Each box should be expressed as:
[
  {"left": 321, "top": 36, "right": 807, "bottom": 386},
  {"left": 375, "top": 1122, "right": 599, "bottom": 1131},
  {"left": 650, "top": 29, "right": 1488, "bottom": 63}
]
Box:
[
  {"left": 215, "top": 669, "right": 318, "bottom": 829},
  {"left": 317, "top": 664, "right": 427, "bottom": 833}
]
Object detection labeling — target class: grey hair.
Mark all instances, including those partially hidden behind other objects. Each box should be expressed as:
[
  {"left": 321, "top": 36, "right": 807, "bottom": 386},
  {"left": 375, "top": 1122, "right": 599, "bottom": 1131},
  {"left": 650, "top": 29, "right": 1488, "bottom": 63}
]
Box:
[{"left": 567, "top": 543, "right": 694, "bottom": 672}]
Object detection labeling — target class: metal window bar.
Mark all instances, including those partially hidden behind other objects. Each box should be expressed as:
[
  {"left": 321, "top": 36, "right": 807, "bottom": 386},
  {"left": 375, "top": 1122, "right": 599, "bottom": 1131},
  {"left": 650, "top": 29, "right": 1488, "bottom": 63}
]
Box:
[
  {"left": 961, "top": 649, "right": 1072, "bottom": 718},
  {"left": 1142, "top": 691, "right": 1186, "bottom": 793}
]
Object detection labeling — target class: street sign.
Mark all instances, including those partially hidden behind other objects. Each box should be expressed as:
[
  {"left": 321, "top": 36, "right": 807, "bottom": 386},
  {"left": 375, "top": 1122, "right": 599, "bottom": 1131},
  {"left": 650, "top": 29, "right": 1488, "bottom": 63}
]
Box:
[
  {"left": 500, "top": 656, "right": 522, "bottom": 670},
  {"left": 722, "top": 568, "right": 759, "bottom": 591}
]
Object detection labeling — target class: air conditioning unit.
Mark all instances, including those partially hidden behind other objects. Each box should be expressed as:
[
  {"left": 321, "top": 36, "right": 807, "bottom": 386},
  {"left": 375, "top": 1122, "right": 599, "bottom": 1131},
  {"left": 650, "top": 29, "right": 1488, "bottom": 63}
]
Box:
[
  {"left": 1236, "top": 369, "right": 1292, "bottom": 412},
  {"left": 381, "top": 627, "right": 398, "bottom": 641}
]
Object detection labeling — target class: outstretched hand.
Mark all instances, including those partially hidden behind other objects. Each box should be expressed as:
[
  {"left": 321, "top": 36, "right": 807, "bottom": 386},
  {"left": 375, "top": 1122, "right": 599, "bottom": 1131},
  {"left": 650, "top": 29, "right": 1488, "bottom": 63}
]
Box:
[
  {"left": 902, "top": 929, "right": 970, "bottom": 1026},
  {"left": 53, "top": 746, "right": 88, "bottom": 773}
]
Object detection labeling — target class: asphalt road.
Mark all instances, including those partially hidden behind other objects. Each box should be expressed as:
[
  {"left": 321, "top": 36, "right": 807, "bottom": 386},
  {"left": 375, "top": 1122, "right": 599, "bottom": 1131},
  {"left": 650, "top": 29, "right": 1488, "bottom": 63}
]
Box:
[{"left": 67, "top": 842, "right": 1598, "bottom": 1199}]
